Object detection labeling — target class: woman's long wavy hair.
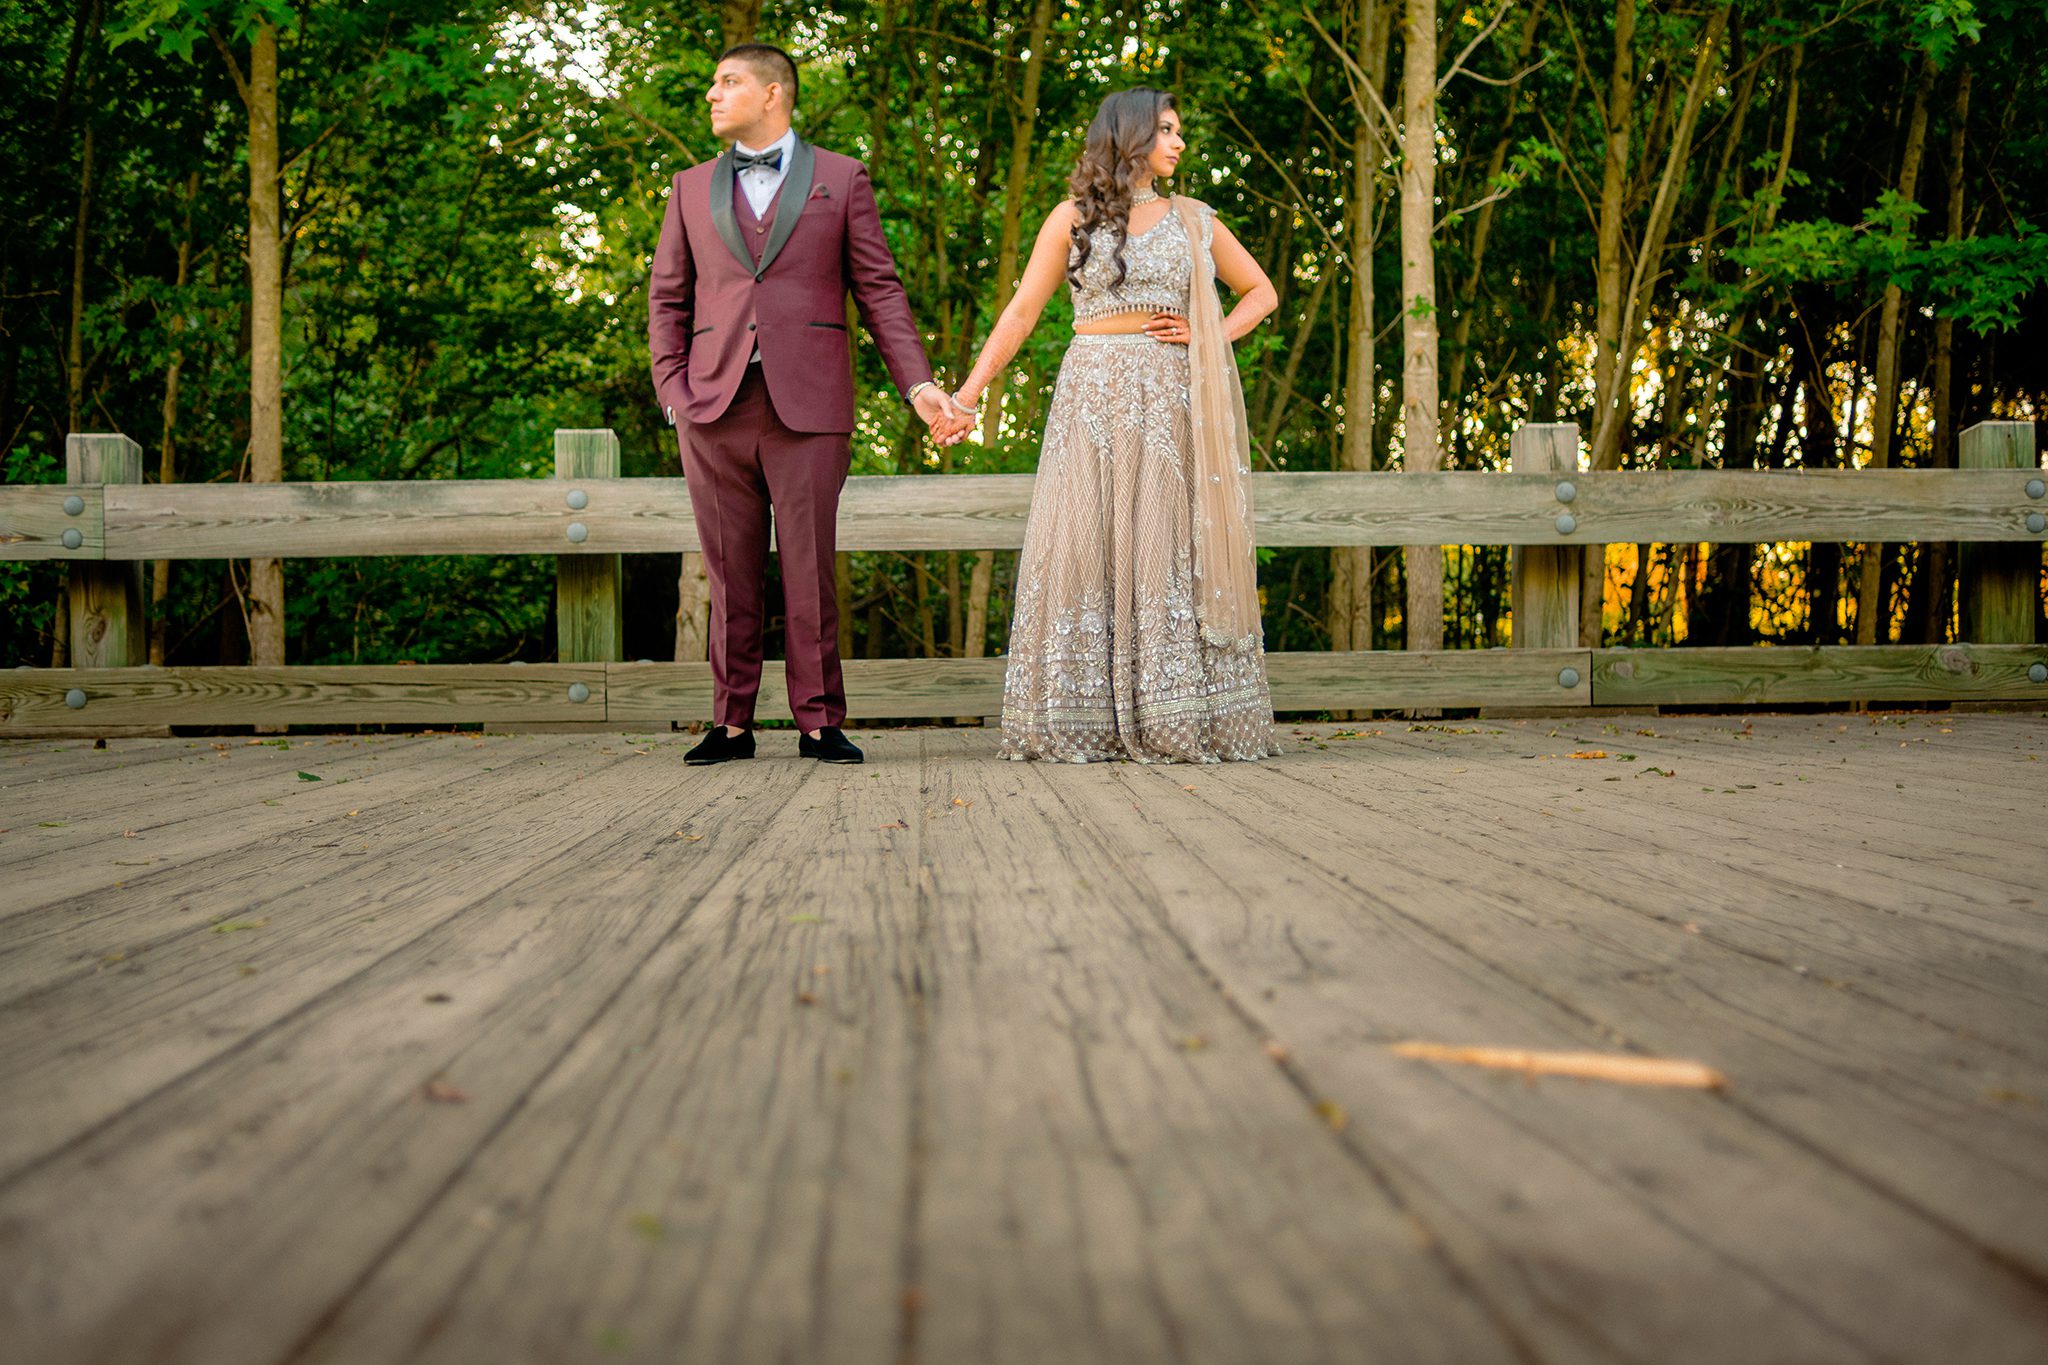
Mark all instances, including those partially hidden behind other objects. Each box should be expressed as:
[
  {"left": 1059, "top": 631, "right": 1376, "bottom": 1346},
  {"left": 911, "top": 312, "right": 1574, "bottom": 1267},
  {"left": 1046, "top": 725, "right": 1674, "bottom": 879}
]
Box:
[{"left": 1067, "top": 87, "right": 1177, "bottom": 291}]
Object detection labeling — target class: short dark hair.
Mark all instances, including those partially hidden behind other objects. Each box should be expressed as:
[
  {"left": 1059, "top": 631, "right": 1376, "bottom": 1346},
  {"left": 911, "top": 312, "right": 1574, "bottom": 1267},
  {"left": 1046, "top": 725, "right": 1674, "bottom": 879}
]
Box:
[{"left": 720, "top": 43, "right": 799, "bottom": 109}]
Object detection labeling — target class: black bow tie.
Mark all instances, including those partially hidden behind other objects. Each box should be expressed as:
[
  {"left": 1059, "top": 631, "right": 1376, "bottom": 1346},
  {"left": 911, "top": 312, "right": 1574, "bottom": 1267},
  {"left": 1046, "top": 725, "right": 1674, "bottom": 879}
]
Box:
[{"left": 733, "top": 147, "right": 783, "bottom": 173}]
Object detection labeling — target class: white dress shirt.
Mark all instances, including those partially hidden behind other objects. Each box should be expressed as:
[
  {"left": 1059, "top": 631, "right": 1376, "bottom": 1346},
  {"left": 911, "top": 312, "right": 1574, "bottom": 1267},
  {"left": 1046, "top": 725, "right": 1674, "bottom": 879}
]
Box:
[{"left": 734, "top": 128, "right": 797, "bottom": 219}]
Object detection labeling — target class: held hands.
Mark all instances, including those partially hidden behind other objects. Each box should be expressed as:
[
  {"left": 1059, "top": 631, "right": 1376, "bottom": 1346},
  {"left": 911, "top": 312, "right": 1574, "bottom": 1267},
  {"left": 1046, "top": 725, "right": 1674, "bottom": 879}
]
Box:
[
  {"left": 1144, "top": 311, "right": 1191, "bottom": 345},
  {"left": 914, "top": 386, "right": 976, "bottom": 446}
]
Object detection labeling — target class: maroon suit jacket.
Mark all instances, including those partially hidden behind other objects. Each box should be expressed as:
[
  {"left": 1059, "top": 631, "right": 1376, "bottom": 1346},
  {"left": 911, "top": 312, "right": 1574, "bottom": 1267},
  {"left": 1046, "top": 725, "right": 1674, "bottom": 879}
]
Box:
[{"left": 647, "top": 138, "right": 934, "bottom": 435}]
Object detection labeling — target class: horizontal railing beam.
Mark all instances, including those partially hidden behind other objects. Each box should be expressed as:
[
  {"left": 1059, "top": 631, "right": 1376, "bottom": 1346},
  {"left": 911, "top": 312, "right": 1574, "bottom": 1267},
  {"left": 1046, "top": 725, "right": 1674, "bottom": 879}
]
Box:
[
  {"left": 4, "top": 467, "right": 2046, "bottom": 562},
  {"left": 8, "top": 646, "right": 2043, "bottom": 729}
]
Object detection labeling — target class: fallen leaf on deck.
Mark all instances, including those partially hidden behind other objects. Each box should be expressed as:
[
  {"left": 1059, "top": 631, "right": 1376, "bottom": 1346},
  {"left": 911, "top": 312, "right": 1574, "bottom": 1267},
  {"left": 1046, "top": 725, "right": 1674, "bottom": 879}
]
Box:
[
  {"left": 211, "top": 918, "right": 270, "bottom": 934},
  {"left": 796, "top": 991, "right": 819, "bottom": 1006},
  {"left": 122, "top": 829, "right": 139, "bottom": 838},
  {"left": 1315, "top": 1100, "right": 1349, "bottom": 1132},
  {"left": 296, "top": 771, "right": 321, "bottom": 781},
  {"left": 1569, "top": 750, "right": 1608, "bottom": 760},
  {"left": 345, "top": 810, "right": 359, "bottom": 818},
  {"left": 238, "top": 965, "right": 259, "bottom": 976},
  {"left": 628, "top": 1213, "right": 665, "bottom": 1244},
  {"left": 1390, "top": 1041, "right": 1727, "bottom": 1089},
  {"left": 1176, "top": 1035, "right": 1209, "bottom": 1052},
  {"left": 424, "top": 992, "right": 453, "bottom": 1004},
  {"left": 422, "top": 1078, "right": 470, "bottom": 1104},
  {"left": 877, "top": 819, "right": 909, "bottom": 830},
  {"left": 952, "top": 797, "right": 972, "bottom": 808}
]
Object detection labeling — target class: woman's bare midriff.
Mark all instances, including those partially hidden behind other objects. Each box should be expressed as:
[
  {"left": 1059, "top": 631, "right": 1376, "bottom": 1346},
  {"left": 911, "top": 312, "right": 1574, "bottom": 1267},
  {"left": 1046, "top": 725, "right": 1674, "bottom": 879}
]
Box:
[{"left": 1073, "top": 306, "right": 1185, "bottom": 336}]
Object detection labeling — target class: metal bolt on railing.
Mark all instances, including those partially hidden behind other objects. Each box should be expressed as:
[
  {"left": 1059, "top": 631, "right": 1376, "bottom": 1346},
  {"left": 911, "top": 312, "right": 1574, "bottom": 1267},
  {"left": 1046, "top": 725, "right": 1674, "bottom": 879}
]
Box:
[
  {"left": 1555, "top": 513, "right": 1577, "bottom": 535},
  {"left": 1554, "top": 481, "right": 1577, "bottom": 504},
  {"left": 1557, "top": 667, "right": 1581, "bottom": 688},
  {"left": 63, "top": 494, "right": 84, "bottom": 515},
  {"left": 568, "top": 682, "right": 591, "bottom": 703},
  {"left": 565, "top": 522, "right": 589, "bottom": 544},
  {"left": 565, "top": 489, "right": 588, "bottom": 510}
]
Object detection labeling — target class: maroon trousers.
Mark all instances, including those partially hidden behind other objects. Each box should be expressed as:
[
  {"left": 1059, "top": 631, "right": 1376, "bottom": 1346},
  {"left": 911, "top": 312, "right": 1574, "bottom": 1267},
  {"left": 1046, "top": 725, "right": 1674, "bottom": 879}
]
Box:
[{"left": 680, "top": 363, "right": 849, "bottom": 731}]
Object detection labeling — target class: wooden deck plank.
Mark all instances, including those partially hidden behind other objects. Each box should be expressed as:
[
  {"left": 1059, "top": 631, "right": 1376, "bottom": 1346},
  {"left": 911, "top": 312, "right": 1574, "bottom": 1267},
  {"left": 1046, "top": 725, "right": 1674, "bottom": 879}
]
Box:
[
  {"left": 0, "top": 721, "right": 2042, "bottom": 1363},
  {"left": 0, "top": 734, "right": 485, "bottom": 923},
  {"left": 0, "top": 735, "right": 587, "bottom": 1007},
  {"left": 0, "top": 736, "right": 202, "bottom": 790},
  {"left": 0, "top": 752, "right": 811, "bottom": 1364},
  {"left": 1345, "top": 717, "right": 2048, "bottom": 935},
  {"left": 1295, "top": 721, "right": 2048, "bottom": 1052},
  {"left": 1196, "top": 756, "right": 2048, "bottom": 1276},
  {"left": 905, "top": 739, "right": 1527, "bottom": 1365},
  {"left": 0, "top": 740, "right": 690, "bottom": 1171},
  {"left": 286, "top": 752, "right": 919, "bottom": 1365},
  {"left": 1042, "top": 749, "right": 2048, "bottom": 1362}
]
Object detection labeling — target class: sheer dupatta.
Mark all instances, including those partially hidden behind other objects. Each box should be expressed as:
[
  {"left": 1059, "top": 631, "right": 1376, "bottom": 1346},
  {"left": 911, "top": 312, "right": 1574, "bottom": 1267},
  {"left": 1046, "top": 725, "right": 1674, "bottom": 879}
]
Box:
[{"left": 1173, "top": 195, "right": 1263, "bottom": 653}]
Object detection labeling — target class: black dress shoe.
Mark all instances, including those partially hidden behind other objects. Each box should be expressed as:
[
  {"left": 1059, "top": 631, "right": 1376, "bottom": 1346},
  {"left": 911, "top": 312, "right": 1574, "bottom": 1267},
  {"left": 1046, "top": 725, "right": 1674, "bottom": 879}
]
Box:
[
  {"left": 798, "top": 726, "right": 864, "bottom": 764},
  {"left": 684, "top": 727, "right": 755, "bottom": 765}
]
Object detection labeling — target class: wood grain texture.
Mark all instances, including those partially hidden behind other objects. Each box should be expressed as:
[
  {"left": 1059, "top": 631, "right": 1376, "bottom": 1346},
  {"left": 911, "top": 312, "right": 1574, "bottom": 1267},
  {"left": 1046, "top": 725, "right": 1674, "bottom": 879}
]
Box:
[
  {"left": 554, "top": 430, "right": 623, "bottom": 662},
  {"left": 0, "top": 485, "right": 102, "bottom": 561},
  {"left": 9, "top": 465, "right": 2039, "bottom": 564},
  {"left": 14, "top": 643, "right": 2043, "bottom": 730},
  {"left": 1959, "top": 422, "right": 2042, "bottom": 644},
  {"left": 0, "top": 665, "right": 607, "bottom": 726},
  {"left": 1509, "top": 424, "right": 1581, "bottom": 648},
  {"left": 1, "top": 718, "right": 2045, "bottom": 1363},
  {"left": 1591, "top": 644, "right": 2048, "bottom": 705},
  {"left": 0, "top": 744, "right": 814, "bottom": 1364},
  {"left": 65, "top": 436, "right": 146, "bottom": 667}
]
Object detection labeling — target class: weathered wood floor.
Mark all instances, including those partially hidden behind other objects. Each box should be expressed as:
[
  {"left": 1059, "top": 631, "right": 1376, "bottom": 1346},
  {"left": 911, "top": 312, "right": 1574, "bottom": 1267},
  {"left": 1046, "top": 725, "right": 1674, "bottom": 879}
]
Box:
[{"left": 2, "top": 713, "right": 2046, "bottom": 1365}]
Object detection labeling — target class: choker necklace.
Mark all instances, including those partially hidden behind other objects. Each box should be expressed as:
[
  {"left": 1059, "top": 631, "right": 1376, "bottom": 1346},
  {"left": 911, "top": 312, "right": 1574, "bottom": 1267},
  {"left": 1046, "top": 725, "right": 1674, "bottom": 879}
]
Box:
[{"left": 1130, "top": 188, "right": 1161, "bottom": 205}]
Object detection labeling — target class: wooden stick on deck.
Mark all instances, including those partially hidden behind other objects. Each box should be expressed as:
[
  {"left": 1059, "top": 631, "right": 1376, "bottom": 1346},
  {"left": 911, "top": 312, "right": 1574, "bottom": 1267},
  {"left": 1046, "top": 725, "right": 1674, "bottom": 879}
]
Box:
[{"left": 1390, "top": 1041, "right": 1730, "bottom": 1089}]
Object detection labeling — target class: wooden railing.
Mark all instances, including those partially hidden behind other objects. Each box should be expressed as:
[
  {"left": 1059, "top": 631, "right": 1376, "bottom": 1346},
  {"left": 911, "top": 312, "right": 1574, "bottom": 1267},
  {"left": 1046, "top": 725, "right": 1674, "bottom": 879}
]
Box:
[{"left": 3, "top": 422, "right": 2042, "bottom": 728}]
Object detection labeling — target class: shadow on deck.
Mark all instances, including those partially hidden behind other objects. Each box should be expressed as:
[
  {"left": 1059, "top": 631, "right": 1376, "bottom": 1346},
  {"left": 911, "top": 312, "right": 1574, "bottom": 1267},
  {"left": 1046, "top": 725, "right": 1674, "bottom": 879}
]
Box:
[{"left": 3, "top": 713, "right": 2047, "bottom": 1363}]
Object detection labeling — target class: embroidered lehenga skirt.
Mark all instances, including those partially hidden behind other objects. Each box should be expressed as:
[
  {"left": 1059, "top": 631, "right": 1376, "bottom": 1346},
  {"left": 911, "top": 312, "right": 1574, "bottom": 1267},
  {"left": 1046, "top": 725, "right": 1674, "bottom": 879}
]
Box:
[{"left": 1000, "top": 333, "right": 1278, "bottom": 763}]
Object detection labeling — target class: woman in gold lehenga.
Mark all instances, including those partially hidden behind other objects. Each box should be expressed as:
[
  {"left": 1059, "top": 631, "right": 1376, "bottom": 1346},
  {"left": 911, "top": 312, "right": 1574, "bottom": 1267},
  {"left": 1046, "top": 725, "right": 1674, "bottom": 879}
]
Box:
[{"left": 948, "top": 88, "right": 1280, "bottom": 763}]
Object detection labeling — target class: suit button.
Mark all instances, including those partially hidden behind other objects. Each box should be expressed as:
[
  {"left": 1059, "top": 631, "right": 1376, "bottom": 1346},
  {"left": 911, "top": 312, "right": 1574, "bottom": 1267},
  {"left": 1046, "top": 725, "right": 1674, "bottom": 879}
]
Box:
[{"left": 747, "top": 322, "right": 756, "bottom": 331}]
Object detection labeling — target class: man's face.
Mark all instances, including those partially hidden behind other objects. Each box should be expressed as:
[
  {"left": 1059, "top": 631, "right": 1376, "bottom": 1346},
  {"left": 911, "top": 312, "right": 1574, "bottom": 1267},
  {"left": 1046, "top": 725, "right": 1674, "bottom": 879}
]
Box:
[{"left": 707, "top": 58, "right": 777, "bottom": 141}]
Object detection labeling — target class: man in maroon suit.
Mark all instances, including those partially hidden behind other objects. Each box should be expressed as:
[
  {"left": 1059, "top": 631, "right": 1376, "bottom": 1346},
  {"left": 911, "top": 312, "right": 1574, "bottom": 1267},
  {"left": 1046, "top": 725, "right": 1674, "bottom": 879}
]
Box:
[{"left": 648, "top": 43, "right": 966, "bottom": 766}]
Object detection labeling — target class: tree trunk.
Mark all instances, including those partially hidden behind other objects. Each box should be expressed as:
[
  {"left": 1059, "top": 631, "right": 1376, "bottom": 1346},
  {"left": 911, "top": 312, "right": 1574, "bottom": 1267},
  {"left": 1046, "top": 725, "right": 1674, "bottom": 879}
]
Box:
[
  {"left": 1918, "top": 63, "right": 1969, "bottom": 644},
  {"left": 1330, "top": 0, "right": 1389, "bottom": 657},
  {"left": 1584, "top": 3, "right": 1729, "bottom": 643},
  {"left": 67, "top": 121, "right": 93, "bottom": 435},
  {"left": 245, "top": 20, "right": 286, "bottom": 669},
  {"left": 1442, "top": 0, "right": 1545, "bottom": 411},
  {"left": 1855, "top": 55, "right": 1935, "bottom": 645},
  {"left": 151, "top": 171, "right": 201, "bottom": 665},
  {"left": 1582, "top": 0, "right": 1637, "bottom": 645},
  {"left": 1400, "top": 0, "right": 1441, "bottom": 655},
  {"left": 719, "top": 0, "right": 764, "bottom": 50}
]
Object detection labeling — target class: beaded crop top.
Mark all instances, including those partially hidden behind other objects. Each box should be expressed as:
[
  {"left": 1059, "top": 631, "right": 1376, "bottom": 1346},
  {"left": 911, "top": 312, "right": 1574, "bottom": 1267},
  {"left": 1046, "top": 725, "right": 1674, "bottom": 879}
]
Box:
[{"left": 1067, "top": 200, "right": 1216, "bottom": 325}]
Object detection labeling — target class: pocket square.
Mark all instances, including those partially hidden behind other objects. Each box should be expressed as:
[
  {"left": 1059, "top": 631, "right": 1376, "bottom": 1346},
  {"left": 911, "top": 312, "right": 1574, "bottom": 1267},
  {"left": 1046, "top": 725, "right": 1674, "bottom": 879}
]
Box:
[{"left": 808, "top": 184, "right": 831, "bottom": 200}]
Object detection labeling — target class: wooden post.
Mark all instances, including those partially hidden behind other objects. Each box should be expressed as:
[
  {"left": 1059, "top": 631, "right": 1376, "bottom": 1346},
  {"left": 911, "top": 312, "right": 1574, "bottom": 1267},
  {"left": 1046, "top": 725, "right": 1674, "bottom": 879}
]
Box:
[
  {"left": 1510, "top": 423, "right": 1582, "bottom": 649},
  {"left": 554, "top": 429, "right": 623, "bottom": 663},
  {"left": 1959, "top": 421, "right": 2039, "bottom": 644},
  {"left": 65, "top": 434, "right": 145, "bottom": 667}
]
